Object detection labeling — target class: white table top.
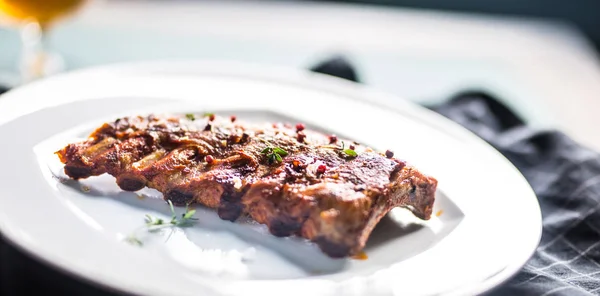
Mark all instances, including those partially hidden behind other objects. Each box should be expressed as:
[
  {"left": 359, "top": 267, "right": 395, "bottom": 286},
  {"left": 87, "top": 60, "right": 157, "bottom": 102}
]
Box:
[{"left": 1, "top": 0, "right": 600, "bottom": 150}]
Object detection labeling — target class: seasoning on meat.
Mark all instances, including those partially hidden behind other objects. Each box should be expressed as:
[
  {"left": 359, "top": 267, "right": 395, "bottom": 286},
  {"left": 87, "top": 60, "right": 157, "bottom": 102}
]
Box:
[{"left": 55, "top": 114, "right": 438, "bottom": 258}]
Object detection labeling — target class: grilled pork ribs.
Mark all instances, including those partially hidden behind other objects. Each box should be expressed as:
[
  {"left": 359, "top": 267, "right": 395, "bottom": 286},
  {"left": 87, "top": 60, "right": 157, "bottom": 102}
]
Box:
[{"left": 56, "top": 114, "right": 437, "bottom": 258}]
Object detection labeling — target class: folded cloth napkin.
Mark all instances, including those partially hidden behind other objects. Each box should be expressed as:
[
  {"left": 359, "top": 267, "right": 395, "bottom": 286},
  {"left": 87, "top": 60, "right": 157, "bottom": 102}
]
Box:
[{"left": 2, "top": 58, "right": 600, "bottom": 295}]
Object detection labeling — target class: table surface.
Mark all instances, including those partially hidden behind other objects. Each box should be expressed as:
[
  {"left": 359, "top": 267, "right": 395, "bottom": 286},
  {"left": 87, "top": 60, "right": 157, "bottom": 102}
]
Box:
[{"left": 1, "top": 0, "right": 600, "bottom": 150}]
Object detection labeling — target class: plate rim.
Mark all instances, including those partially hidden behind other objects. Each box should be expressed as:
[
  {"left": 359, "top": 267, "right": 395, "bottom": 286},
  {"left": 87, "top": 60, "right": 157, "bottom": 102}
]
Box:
[{"left": 0, "top": 59, "right": 542, "bottom": 296}]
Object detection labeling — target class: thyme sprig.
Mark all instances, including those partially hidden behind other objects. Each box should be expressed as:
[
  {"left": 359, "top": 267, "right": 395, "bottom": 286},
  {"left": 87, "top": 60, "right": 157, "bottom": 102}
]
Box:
[
  {"left": 125, "top": 200, "right": 198, "bottom": 246},
  {"left": 318, "top": 141, "right": 358, "bottom": 158},
  {"left": 124, "top": 235, "right": 143, "bottom": 246}
]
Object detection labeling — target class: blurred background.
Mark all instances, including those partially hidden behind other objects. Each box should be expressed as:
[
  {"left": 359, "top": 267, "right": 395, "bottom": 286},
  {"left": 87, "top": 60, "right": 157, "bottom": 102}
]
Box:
[
  {"left": 1, "top": 0, "right": 599, "bottom": 149},
  {"left": 325, "top": 0, "right": 600, "bottom": 50}
]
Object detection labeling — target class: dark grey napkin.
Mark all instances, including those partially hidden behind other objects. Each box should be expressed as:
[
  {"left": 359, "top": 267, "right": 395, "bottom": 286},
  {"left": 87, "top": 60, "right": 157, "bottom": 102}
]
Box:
[
  {"left": 2, "top": 58, "right": 600, "bottom": 295},
  {"left": 434, "top": 92, "right": 600, "bottom": 296}
]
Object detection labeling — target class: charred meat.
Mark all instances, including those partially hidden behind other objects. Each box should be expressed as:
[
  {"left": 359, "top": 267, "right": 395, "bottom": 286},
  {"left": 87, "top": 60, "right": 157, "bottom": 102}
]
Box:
[{"left": 56, "top": 114, "right": 438, "bottom": 258}]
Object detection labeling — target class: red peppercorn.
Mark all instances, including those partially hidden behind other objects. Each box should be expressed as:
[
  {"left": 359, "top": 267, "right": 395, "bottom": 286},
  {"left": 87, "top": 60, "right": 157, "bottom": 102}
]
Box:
[
  {"left": 296, "top": 123, "right": 305, "bottom": 132},
  {"left": 385, "top": 150, "right": 394, "bottom": 158},
  {"left": 205, "top": 155, "right": 215, "bottom": 164},
  {"left": 230, "top": 115, "right": 237, "bottom": 123},
  {"left": 349, "top": 144, "right": 355, "bottom": 150},
  {"left": 208, "top": 114, "right": 216, "bottom": 121},
  {"left": 297, "top": 131, "right": 306, "bottom": 143},
  {"left": 329, "top": 135, "right": 337, "bottom": 144},
  {"left": 317, "top": 164, "right": 326, "bottom": 174}
]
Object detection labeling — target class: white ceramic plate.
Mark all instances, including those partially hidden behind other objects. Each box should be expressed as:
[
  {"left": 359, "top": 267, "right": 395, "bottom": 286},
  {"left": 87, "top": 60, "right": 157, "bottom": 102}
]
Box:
[{"left": 0, "top": 61, "right": 541, "bottom": 296}]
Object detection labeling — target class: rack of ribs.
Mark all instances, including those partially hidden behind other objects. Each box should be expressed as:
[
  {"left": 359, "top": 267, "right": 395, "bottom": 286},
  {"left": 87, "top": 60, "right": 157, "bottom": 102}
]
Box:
[{"left": 56, "top": 114, "right": 437, "bottom": 258}]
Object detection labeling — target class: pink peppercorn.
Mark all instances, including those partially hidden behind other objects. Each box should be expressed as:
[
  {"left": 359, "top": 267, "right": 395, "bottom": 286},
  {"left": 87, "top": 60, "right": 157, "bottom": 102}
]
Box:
[
  {"left": 385, "top": 150, "right": 394, "bottom": 158},
  {"left": 329, "top": 135, "right": 337, "bottom": 144},
  {"left": 317, "top": 164, "right": 326, "bottom": 174}
]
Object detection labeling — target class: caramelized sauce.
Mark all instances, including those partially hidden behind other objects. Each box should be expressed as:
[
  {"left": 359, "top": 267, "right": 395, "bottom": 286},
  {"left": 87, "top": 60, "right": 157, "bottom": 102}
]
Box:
[{"left": 352, "top": 251, "right": 368, "bottom": 260}]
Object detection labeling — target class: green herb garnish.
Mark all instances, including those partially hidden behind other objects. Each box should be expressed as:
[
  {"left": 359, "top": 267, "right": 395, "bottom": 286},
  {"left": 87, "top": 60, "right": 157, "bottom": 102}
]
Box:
[
  {"left": 162, "top": 200, "right": 198, "bottom": 227},
  {"left": 203, "top": 112, "right": 215, "bottom": 118},
  {"left": 318, "top": 141, "right": 358, "bottom": 158},
  {"left": 261, "top": 146, "right": 288, "bottom": 164},
  {"left": 124, "top": 235, "right": 143, "bottom": 246},
  {"left": 341, "top": 141, "right": 358, "bottom": 157},
  {"left": 185, "top": 113, "right": 196, "bottom": 121},
  {"left": 183, "top": 209, "right": 197, "bottom": 220},
  {"left": 145, "top": 214, "right": 164, "bottom": 226},
  {"left": 343, "top": 149, "right": 358, "bottom": 157},
  {"left": 124, "top": 200, "right": 198, "bottom": 246}
]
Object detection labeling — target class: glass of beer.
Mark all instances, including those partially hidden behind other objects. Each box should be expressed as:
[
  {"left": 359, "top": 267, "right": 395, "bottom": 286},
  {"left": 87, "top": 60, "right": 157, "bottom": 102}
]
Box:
[{"left": 0, "top": 0, "right": 87, "bottom": 82}]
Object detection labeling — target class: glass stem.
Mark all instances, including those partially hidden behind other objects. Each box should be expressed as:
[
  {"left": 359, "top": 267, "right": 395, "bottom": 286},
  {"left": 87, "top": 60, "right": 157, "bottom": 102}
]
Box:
[
  {"left": 19, "top": 21, "right": 45, "bottom": 83},
  {"left": 19, "top": 21, "right": 63, "bottom": 83}
]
